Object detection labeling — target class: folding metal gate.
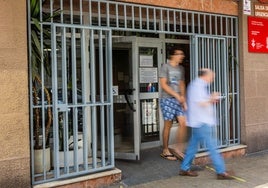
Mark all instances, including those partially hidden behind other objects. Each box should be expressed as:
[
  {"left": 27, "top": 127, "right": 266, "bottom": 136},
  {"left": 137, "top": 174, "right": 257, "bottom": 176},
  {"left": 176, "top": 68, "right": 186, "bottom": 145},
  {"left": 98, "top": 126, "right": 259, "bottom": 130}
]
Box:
[
  {"left": 31, "top": 23, "right": 114, "bottom": 184},
  {"left": 191, "top": 35, "right": 229, "bottom": 150}
]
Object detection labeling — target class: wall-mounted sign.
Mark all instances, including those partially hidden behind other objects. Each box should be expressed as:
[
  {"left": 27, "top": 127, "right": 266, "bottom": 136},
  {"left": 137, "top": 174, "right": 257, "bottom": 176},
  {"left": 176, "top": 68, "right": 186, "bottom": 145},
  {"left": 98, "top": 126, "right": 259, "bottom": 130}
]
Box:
[
  {"left": 254, "top": 3, "right": 268, "bottom": 17},
  {"left": 112, "top": 86, "right": 118, "bottom": 95},
  {"left": 258, "top": 0, "right": 268, "bottom": 3},
  {"left": 248, "top": 16, "right": 268, "bottom": 53},
  {"left": 244, "top": 0, "right": 252, "bottom": 15}
]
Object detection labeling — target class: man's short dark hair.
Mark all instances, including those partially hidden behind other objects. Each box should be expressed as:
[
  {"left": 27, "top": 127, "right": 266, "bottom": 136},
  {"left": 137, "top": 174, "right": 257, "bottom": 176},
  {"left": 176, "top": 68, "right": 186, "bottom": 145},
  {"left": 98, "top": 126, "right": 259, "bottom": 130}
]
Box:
[
  {"left": 169, "top": 46, "right": 184, "bottom": 56},
  {"left": 198, "top": 69, "right": 211, "bottom": 77}
]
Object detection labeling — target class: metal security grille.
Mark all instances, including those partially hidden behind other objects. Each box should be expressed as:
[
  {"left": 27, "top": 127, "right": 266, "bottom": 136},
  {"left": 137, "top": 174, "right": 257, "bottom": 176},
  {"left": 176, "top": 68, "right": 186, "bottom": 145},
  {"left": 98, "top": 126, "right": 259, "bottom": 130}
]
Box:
[
  {"left": 29, "top": 0, "right": 240, "bottom": 184},
  {"left": 45, "top": 0, "right": 237, "bottom": 37},
  {"left": 29, "top": 20, "right": 114, "bottom": 183},
  {"left": 191, "top": 35, "right": 240, "bottom": 149}
]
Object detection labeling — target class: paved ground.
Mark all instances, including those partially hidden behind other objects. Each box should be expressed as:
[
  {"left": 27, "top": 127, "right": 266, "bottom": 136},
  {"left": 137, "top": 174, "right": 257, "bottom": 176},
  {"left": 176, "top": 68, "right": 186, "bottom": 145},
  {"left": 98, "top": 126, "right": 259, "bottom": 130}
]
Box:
[{"left": 108, "top": 147, "right": 268, "bottom": 188}]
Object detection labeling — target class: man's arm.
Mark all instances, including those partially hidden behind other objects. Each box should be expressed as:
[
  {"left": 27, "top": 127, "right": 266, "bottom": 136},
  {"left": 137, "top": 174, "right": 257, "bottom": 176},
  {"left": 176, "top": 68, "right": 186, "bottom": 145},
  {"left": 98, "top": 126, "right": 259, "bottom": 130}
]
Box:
[
  {"left": 198, "top": 92, "right": 220, "bottom": 107},
  {"left": 179, "top": 80, "right": 186, "bottom": 98}
]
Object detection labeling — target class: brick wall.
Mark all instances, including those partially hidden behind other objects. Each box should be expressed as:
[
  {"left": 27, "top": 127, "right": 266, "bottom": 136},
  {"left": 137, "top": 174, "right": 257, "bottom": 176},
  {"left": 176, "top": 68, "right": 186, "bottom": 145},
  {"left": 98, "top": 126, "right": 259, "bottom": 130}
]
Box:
[
  {"left": 0, "top": 0, "right": 31, "bottom": 187},
  {"left": 239, "top": 0, "right": 268, "bottom": 153},
  {"left": 117, "top": 0, "right": 238, "bottom": 16}
]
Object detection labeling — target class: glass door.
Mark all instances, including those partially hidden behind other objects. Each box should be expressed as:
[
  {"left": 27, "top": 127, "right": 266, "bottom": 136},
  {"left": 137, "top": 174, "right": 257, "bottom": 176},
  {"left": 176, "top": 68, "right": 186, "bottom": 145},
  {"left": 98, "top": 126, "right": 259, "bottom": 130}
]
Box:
[
  {"left": 112, "top": 37, "right": 162, "bottom": 159},
  {"left": 137, "top": 41, "right": 162, "bottom": 149},
  {"left": 112, "top": 38, "right": 138, "bottom": 160}
]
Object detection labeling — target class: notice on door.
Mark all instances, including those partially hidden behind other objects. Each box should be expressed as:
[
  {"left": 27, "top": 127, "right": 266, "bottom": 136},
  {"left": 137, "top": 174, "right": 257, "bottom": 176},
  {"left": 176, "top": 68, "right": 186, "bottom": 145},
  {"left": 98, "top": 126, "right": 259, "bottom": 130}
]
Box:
[
  {"left": 248, "top": 16, "right": 268, "bottom": 53},
  {"left": 140, "top": 55, "right": 153, "bottom": 67},
  {"left": 139, "top": 67, "right": 158, "bottom": 83}
]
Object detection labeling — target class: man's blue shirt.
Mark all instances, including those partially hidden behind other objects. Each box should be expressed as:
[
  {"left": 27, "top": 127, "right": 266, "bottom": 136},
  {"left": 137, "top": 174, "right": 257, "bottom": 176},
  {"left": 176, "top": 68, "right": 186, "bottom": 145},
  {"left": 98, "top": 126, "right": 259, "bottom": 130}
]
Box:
[{"left": 186, "top": 78, "right": 216, "bottom": 127}]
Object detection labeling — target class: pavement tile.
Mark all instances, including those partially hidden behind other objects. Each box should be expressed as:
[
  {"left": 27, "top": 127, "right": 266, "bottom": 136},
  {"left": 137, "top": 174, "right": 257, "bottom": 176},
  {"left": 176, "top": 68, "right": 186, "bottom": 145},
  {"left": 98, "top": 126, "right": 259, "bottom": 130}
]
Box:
[{"left": 109, "top": 147, "right": 268, "bottom": 188}]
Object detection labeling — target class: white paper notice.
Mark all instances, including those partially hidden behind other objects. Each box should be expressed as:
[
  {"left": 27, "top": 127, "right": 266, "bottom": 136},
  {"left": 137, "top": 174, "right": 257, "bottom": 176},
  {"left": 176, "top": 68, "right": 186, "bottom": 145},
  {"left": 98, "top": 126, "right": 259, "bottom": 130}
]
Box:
[
  {"left": 139, "top": 67, "right": 158, "bottom": 83},
  {"left": 140, "top": 55, "right": 153, "bottom": 67},
  {"left": 244, "top": 0, "right": 251, "bottom": 15}
]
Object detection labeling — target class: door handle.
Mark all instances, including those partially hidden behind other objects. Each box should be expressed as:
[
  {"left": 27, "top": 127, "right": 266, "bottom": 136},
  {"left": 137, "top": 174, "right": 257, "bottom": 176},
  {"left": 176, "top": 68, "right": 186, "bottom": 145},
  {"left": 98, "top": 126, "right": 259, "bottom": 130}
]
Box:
[{"left": 124, "top": 88, "right": 136, "bottom": 112}]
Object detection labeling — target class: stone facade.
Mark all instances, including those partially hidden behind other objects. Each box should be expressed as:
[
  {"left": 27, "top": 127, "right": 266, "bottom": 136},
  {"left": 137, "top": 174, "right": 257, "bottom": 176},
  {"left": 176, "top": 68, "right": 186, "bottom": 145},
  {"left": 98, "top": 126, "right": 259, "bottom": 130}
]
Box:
[
  {"left": 239, "top": 0, "right": 268, "bottom": 153},
  {"left": 0, "top": 0, "right": 31, "bottom": 187}
]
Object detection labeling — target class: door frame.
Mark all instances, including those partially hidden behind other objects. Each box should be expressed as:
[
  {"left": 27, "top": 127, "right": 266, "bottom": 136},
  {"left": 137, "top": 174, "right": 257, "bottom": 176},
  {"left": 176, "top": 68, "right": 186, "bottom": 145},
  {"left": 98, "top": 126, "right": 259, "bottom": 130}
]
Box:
[
  {"left": 135, "top": 39, "right": 163, "bottom": 150},
  {"left": 112, "top": 36, "right": 190, "bottom": 159}
]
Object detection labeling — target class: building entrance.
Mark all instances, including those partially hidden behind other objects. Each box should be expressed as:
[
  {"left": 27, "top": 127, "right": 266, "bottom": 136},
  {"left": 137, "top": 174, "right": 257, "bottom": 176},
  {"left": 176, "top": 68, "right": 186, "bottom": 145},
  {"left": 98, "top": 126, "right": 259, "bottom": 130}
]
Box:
[{"left": 112, "top": 36, "right": 190, "bottom": 160}]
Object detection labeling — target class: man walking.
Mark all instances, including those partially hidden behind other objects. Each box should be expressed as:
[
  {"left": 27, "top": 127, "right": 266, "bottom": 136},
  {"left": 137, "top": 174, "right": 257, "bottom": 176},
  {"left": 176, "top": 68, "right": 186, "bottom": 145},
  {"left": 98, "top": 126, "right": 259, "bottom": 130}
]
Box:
[{"left": 179, "top": 68, "right": 234, "bottom": 179}]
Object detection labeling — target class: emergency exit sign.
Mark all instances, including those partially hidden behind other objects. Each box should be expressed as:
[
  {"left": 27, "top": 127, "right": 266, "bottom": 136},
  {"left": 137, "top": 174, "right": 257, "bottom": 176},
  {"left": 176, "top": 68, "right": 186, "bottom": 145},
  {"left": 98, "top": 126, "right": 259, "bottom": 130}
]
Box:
[{"left": 248, "top": 16, "right": 268, "bottom": 53}]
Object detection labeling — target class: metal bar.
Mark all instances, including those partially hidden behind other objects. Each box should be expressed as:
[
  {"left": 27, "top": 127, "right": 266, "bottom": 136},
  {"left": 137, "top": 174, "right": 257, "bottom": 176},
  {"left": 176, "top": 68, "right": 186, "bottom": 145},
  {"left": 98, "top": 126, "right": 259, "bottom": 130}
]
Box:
[
  {"left": 139, "top": 6, "right": 142, "bottom": 30},
  {"left": 71, "top": 26, "right": 79, "bottom": 171},
  {"left": 204, "top": 14, "right": 206, "bottom": 34},
  {"left": 186, "top": 12, "right": 189, "bottom": 33},
  {"left": 160, "top": 9, "right": 163, "bottom": 31},
  {"left": 80, "top": 27, "right": 89, "bottom": 170},
  {"left": 61, "top": 27, "right": 70, "bottom": 174},
  {"left": 198, "top": 13, "right": 200, "bottom": 34},
  {"left": 220, "top": 16, "right": 223, "bottom": 36},
  {"left": 209, "top": 15, "right": 212, "bottom": 34},
  {"left": 124, "top": 5, "right": 127, "bottom": 28},
  {"left": 107, "top": 30, "right": 114, "bottom": 166},
  {"left": 153, "top": 8, "right": 156, "bottom": 31},
  {"left": 116, "top": 3, "right": 119, "bottom": 28},
  {"left": 98, "top": 31, "right": 106, "bottom": 166},
  {"left": 70, "top": 0, "right": 73, "bottom": 24},
  {"left": 105, "top": 31, "right": 111, "bottom": 161},
  {"left": 107, "top": 2, "right": 110, "bottom": 27},
  {"left": 132, "top": 6, "right": 135, "bottom": 29},
  {"left": 180, "top": 11, "right": 182, "bottom": 33},
  {"left": 147, "top": 7, "right": 149, "bottom": 30},
  {"left": 173, "top": 10, "right": 176, "bottom": 32},
  {"left": 191, "top": 13, "right": 194, "bottom": 34},
  {"left": 215, "top": 16, "right": 218, "bottom": 35},
  {"left": 51, "top": 24, "right": 60, "bottom": 178},
  {"left": 226, "top": 17, "right": 228, "bottom": 36},
  {"left": 167, "top": 10, "right": 170, "bottom": 32},
  {"left": 235, "top": 18, "right": 240, "bottom": 143},
  {"left": 90, "top": 30, "right": 97, "bottom": 168},
  {"left": 89, "top": 0, "right": 92, "bottom": 25},
  {"left": 60, "top": 0, "right": 63, "bottom": 23},
  {"left": 223, "top": 38, "right": 229, "bottom": 146},
  {"left": 98, "top": 1, "right": 101, "bottom": 26},
  {"left": 80, "top": 0, "right": 83, "bottom": 24}
]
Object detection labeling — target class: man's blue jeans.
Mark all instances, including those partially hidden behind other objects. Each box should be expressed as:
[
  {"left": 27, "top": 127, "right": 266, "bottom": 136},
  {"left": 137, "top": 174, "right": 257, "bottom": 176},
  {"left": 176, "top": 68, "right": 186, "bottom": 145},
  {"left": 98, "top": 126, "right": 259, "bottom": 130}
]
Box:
[{"left": 180, "top": 124, "right": 226, "bottom": 174}]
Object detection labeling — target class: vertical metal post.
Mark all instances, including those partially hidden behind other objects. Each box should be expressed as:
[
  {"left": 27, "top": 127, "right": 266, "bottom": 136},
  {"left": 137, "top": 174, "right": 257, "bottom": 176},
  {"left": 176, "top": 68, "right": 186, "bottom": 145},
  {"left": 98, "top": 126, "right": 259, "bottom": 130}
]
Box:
[
  {"left": 90, "top": 30, "right": 97, "bottom": 168},
  {"left": 98, "top": 30, "right": 106, "bottom": 167}
]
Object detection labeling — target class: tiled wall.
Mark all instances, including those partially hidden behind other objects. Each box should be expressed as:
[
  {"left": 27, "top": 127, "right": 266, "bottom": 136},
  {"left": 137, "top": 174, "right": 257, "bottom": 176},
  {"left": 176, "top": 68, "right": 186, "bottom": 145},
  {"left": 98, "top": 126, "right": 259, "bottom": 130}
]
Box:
[
  {"left": 0, "top": 0, "right": 30, "bottom": 187},
  {"left": 118, "top": 0, "right": 238, "bottom": 16},
  {"left": 239, "top": 0, "right": 268, "bottom": 153}
]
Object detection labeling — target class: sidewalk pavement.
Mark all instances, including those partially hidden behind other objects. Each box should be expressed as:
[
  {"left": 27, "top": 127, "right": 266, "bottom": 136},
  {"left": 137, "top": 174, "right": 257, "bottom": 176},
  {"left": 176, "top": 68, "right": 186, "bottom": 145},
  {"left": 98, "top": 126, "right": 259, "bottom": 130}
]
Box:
[{"left": 109, "top": 148, "right": 268, "bottom": 188}]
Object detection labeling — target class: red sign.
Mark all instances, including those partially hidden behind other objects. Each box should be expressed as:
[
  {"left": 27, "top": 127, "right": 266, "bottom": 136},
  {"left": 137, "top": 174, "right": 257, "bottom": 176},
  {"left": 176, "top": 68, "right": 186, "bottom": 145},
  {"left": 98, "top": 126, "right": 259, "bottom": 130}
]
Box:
[
  {"left": 248, "top": 16, "right": 268, "bottom": 53},
  {"left": 258, "top": 0, "right": 268, "bottom": 3}
]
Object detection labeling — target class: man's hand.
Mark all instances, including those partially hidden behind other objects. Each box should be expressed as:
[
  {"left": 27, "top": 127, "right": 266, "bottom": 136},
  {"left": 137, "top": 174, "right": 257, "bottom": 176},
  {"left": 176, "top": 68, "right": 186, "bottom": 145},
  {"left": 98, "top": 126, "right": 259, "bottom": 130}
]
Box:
[
  {"left": 210, "top": 92, "right": 220, "bottom": 103},
  {"left": 182, "top": 102, "right": 188, "bottom": 111},
  {"left": 175, "top": 95, "right": 185, "bottom": 104},
  {"left": 175, "top": 95, "right": 187, "bottom": 111}
]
